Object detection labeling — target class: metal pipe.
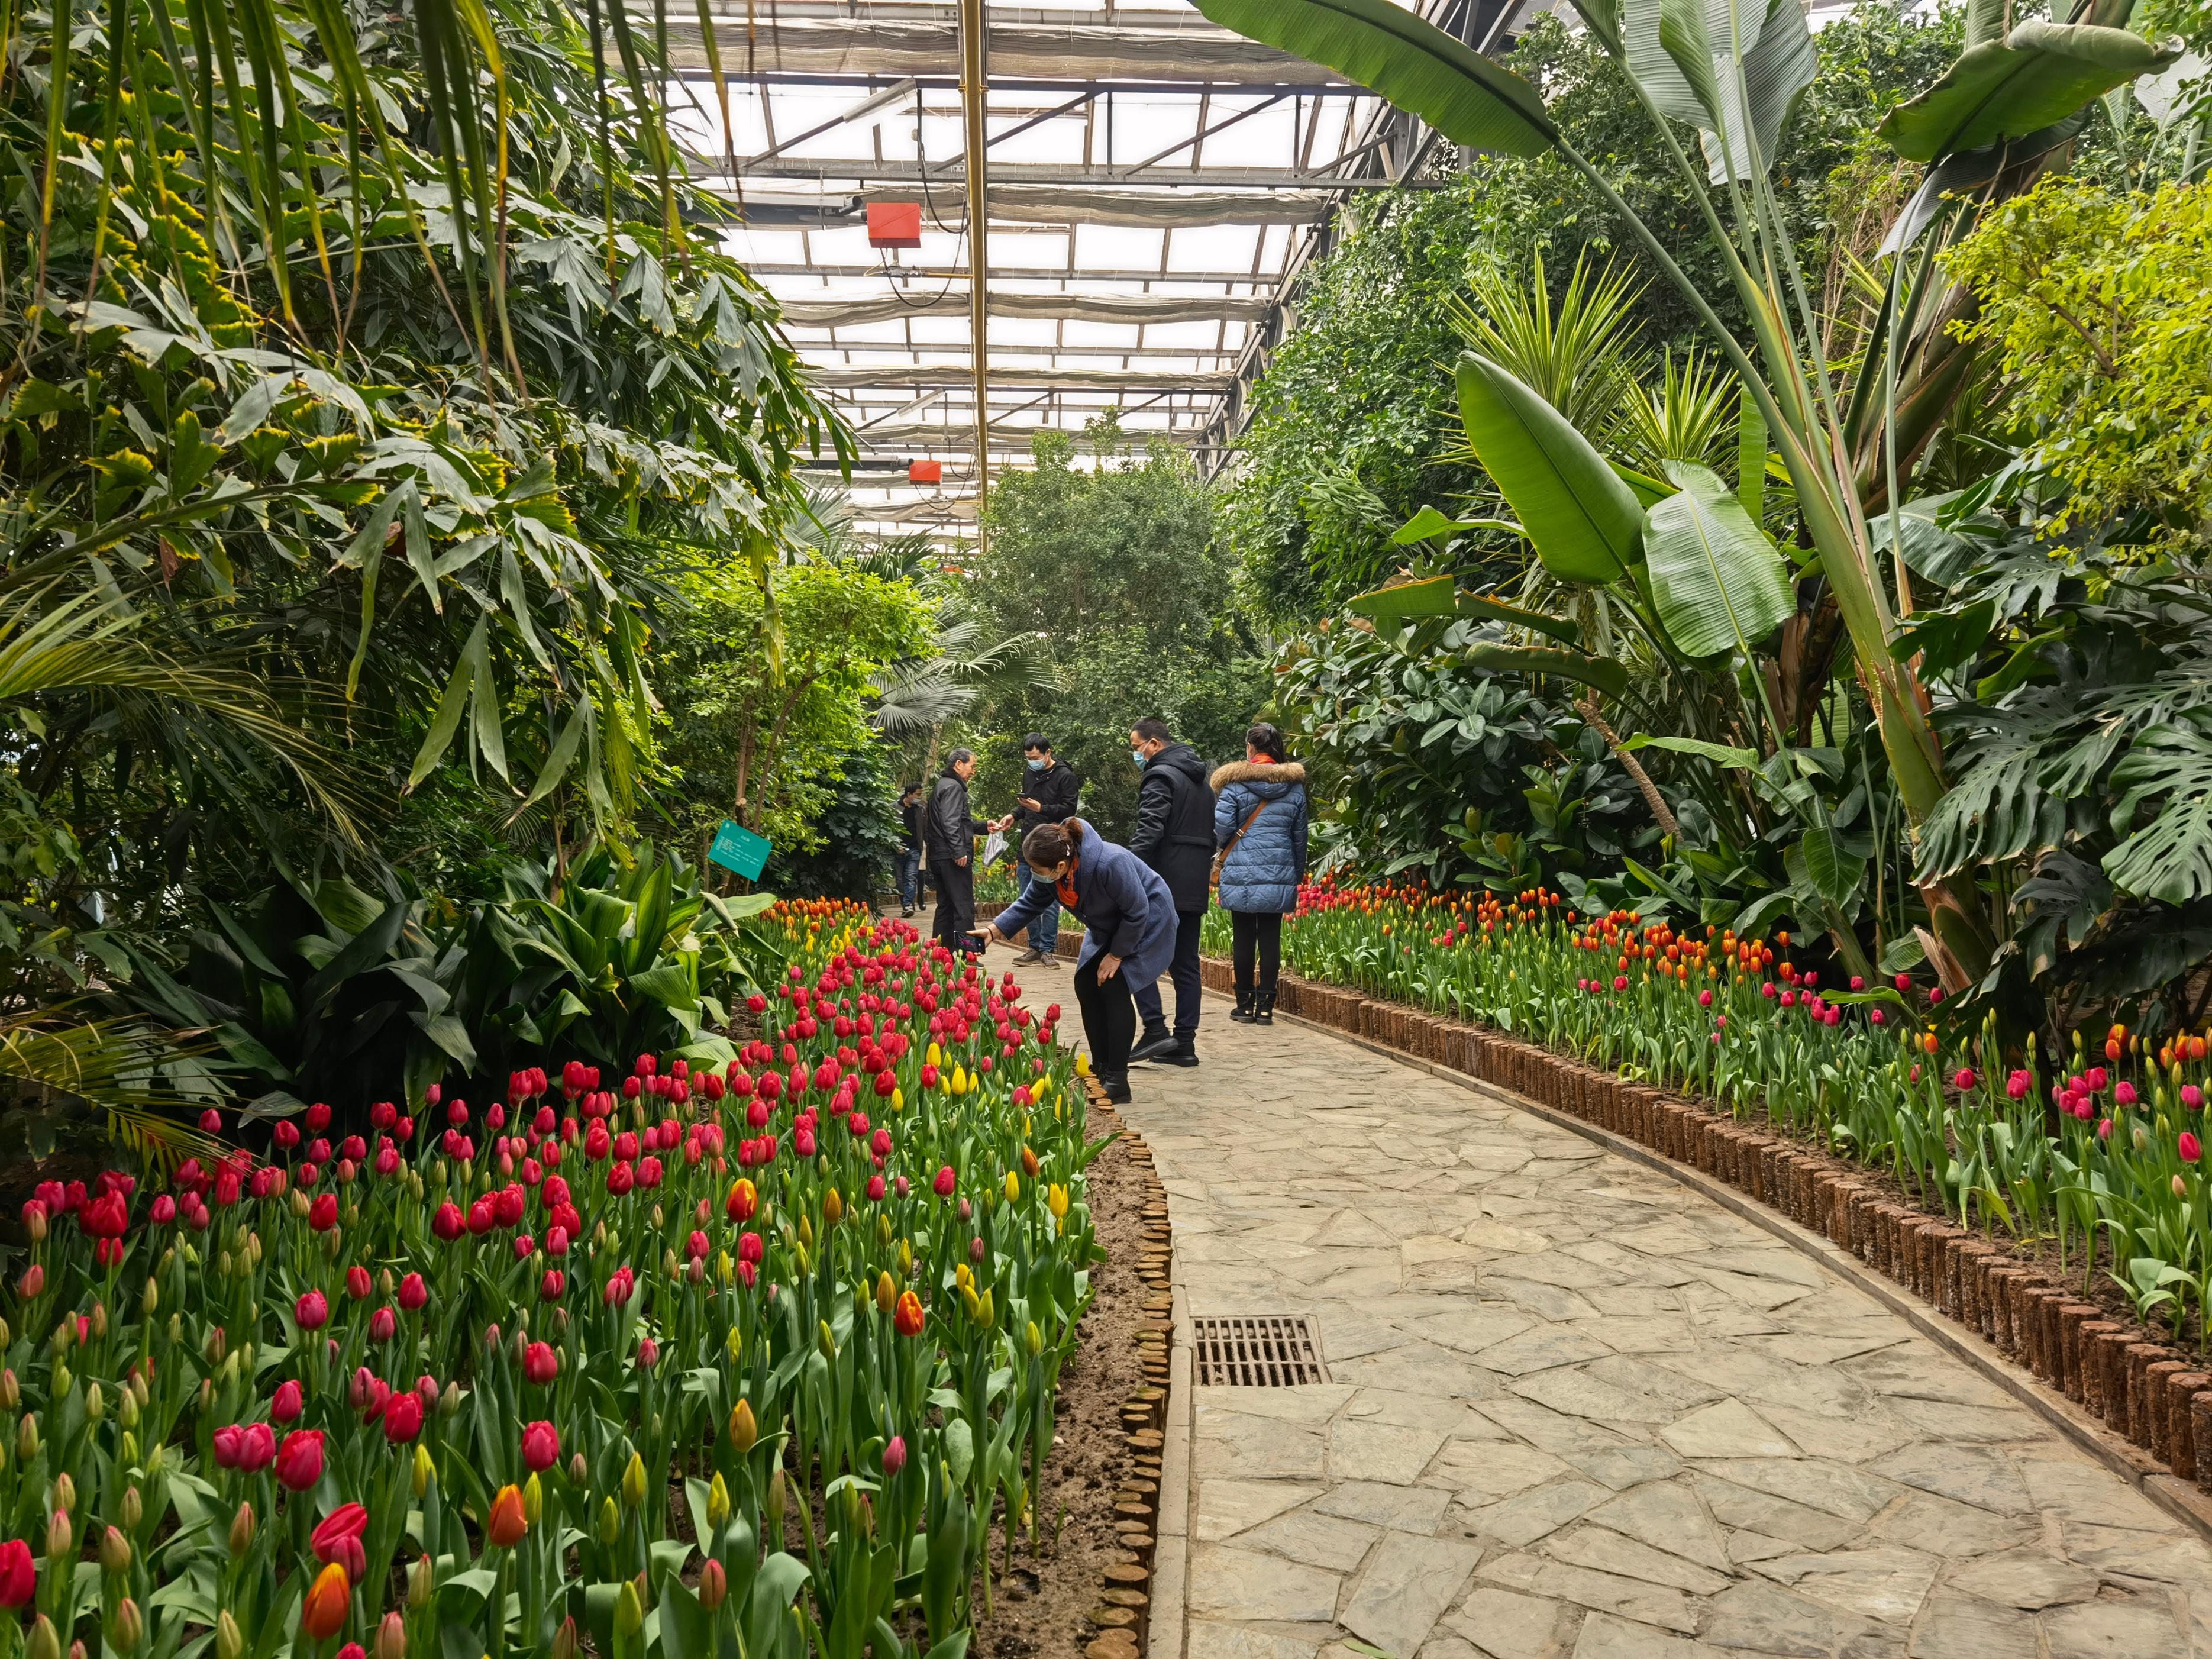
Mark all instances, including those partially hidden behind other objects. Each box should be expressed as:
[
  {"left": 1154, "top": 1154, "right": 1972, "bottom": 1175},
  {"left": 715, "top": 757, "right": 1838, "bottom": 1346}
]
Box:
[{"left": 958, "top": 0, "right": 991, "bottom": 548}]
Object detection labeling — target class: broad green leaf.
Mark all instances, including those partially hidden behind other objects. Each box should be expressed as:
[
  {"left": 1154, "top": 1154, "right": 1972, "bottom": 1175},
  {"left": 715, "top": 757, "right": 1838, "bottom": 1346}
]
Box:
[
  {"left": 1625, "top": 0, "right": 1813, "bottom": 182},
  {"left": 406, "top": 636, "right": 476, "bottom": 790},
  {"left": 1622, "top": 733, "right": 1762, "bottom": 770},
  {"left": 1390, "top": 505, "right": 1525, "bottom": 544},
  {"left": 1194, "top": 0, "right": 1558, "bottom": 157},
  {"left": 1459, "top": 643, "right": 1629, "bottom": 699},
  {"left": 1869, "top": 493, "right": 1977, "bottom": 588},
  {"left": 1642, "top": 461, "right": 1795, "bottom": 657},
  {"left": 1455, "top": 351, "right": 1641, "bottom": 584},
  {"left": 1348, "top": 575, "right": 1455, "bottom": 618},
  {"left": 1796, "top": 824, "right": 1865, "bottom": 909},
  {"left": 2103, "top": 723, "right": 2212, "bottom": 903},
  {"left": 1878, "top": 22, "right": 2182, "bottom": 162}
]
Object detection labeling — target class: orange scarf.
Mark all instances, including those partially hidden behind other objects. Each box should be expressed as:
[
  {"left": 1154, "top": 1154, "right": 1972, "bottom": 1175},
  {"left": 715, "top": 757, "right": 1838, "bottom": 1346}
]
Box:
[{"left": 1054, "top": 854, "right": 1080, "bottom": 912}]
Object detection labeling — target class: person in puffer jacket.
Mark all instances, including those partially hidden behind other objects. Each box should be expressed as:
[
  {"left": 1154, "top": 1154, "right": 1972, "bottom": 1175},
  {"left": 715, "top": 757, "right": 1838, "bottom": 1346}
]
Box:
[{"left": 1210, "top": 722, "right": 1310, "bottom": 1025}]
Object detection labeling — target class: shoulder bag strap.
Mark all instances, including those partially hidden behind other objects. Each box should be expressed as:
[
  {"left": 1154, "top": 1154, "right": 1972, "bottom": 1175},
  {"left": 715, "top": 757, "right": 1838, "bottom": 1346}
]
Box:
[{"left": 1210, "top": 799, "right": 1267, "bottom": 886}]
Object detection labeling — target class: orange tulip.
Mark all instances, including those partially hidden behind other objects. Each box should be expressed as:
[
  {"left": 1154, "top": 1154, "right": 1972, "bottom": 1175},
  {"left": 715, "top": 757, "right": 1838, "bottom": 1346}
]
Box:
[
  {"left": 487, "top": 1484, "right": 528, "bottom": 1548},
  {"left": 302, "top": 1563, "right": 351, "bottom": 1640}
]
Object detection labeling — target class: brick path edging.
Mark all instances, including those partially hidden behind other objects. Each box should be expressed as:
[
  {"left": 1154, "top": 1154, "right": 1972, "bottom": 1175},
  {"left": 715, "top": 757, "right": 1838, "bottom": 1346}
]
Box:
[{"left": 1193, "top": 954, "right": 2212, "bottom": 1538}]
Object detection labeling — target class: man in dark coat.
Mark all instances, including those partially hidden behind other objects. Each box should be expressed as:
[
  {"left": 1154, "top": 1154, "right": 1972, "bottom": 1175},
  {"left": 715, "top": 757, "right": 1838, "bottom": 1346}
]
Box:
[
  {"left": 1125, "top": 717, "right": 1211, "bottom": 1066},
  {"left": 895, "top": 782, "right": 926, "bottom": 916},
  {"left": 1006, "top": 734, "right": 1079, "bottom": 967},
  {"left": 926, "top": 749, "right": 987, "bottom": 952}
]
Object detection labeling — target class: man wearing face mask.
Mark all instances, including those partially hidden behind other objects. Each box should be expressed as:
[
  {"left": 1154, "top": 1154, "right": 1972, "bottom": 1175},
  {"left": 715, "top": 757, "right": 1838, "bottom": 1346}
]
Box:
[
  {"left": 1125, "top": 717, "right": 1212, "bottom": 1067},
  {"left": 1005, "top": 734, "right": 1078, "bottom": 967}
]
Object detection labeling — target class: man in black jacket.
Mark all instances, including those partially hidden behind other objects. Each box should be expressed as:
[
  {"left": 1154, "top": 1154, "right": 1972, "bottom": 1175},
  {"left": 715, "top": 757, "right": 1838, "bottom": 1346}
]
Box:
[
  {"left": 926, "top": 750, "right": 987, "bottom": 953},
  {"left": 895, "top": 782, "right": 925, "bottom": 916},
  {"left": 1007, "top": 734, "right": 1078, "bottom": 967},
  {"left": 1125, "top": 717, "right": 1210, "bottom": 1066}
]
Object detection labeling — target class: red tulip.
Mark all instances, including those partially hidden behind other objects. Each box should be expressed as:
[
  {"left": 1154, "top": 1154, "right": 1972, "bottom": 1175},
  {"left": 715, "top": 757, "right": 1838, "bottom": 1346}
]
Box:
[
  {"left": 540, "top": 1269, "right": 566, "bottom": 1301},
  {"left": 311, "top": 1504, "right": 369, "bottom": 1579},
  {"left": 345, "top": 1266, "right": 372, "bottom": 1300},
  {"left": 522, "top": 1421, "right": 560, "bottom": 1473},
  {"left": 276, "top": 1429, "right": 325, "bottom": 1492},
  {"left": 16, "top": 1266, "right": 42, "bottom": 1299},
  {"left": 382, "top": 1392, "right": 424, "bottom": 1443},
  {"left": 934, "top": 1166, "right": 955, "bottom": 1198},
  {"left": 295, "top": 1290, "right": 330, "bottom": 1331},
  {"left": 0, "top": 1539, "right": 33, "bottom": 1606},
  {"left": 273, "top": 1380, "right": 303, "bottom": 1424},
  {"left": 431, "top": 1202, "right": 464, "bottom": 1241},
  {"left": 524, "top": 1342, "right": 558, "bottom": 1386},
  {"left": 2183, "top": 1131, "right": 2203, "bottom": 1164},
  {"left": 308, "top": 1193, "right": 339, "bottom": 1232},
  {"left": 398, "top": 1273, "right": 427, "bottom": 1311},
  {"left": 369, "top": 1307, "right": 396, "bottom": 1343}
]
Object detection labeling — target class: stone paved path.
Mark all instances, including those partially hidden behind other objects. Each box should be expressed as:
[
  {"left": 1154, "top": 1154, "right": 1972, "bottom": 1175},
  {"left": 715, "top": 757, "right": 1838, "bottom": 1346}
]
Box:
[{"left": 1115, "top": 1011, "right": 2212, "bottom": 1659}]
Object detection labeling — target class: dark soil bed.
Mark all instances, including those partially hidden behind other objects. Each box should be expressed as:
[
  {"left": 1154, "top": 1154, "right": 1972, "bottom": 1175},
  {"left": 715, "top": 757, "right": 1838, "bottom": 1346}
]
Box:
[{"left": 968, "top": 1093, "right": 1156, "bottom": 1659}]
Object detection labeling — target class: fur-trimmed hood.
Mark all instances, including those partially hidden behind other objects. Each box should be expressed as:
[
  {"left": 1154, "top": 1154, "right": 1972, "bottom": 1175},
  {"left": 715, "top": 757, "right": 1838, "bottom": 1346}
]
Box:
[{"left": 1210, "top": 759, "right": 1306, "bottom": 791}]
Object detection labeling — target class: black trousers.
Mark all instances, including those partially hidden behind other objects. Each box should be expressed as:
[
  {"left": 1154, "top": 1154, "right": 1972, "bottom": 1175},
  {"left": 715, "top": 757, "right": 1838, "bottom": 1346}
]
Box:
[
  {"left": 1132, "top": 909, "right": 1205, "bottom": 1038},
  {"left": 1074, "top": 953, "right": 1137, "bottom": 1082},
  {"left": 1232, "top": 911, "right": 1283, "bottom": 1003},
  {"left": 932, "top": 859, "right": 975, "bottom": 950}
]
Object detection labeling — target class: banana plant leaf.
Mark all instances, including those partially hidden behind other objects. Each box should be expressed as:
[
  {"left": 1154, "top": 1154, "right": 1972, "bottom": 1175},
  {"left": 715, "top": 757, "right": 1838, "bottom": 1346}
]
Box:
[
  {"left": 1390, "top": 505, "right": 1525, "bottom": 544},
  {"left": 1193, "top": 0, "right": 1558, "bottom": 156},
  {"left": 1458, "top": 643, "right": 1629, "bottom": 699},
  {"left": 1642, "top": 461, "right": 1796, "bottom": 659},
  {"left": 1625, "top": 0, "right": 1816, "bottom": 182},
  {"left": 1878, "top": 21, "right": 2182, "bottom": 162},
  {"left": 1348, "top": 576, "right": 1581, "bottom": 644},
  {"left": 1455, "top": 351, "right": 1642, "bottom": 585}
]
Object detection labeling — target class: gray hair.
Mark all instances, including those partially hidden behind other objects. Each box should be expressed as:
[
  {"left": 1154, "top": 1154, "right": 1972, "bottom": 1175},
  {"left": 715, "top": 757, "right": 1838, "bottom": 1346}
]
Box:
[{"left": 945, "top": 747, "right": 976, "bottom": 769}]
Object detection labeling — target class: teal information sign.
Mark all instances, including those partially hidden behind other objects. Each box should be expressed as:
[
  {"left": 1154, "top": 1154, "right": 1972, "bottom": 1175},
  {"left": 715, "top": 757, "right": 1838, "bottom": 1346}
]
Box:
[{"left": 708, "top": 819, "right": 771, "bottom": 880}]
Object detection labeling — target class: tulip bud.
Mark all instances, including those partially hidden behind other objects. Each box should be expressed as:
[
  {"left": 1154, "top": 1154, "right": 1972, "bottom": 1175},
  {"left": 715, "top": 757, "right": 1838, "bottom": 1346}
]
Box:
[
  {"left": 569, "top": 1453, "right": 588, "bottom": 1487},
  {"left": 551, "top": 1620, "right": 579, "bottom": 1659},
  {"left": 117, "top": 1390, "right": 138, "bottom": 1431},
  {"left": 121, "top": 1487, "right": 141, "bottom": 1531},
  {"left": 47, "top": 1509, "right": 72, "bottom": 1563},
  {"left": 413, "top": 1443, "right": 434, "bottom": 1499},
  {"left": 376, "top": 1613, "right": 407, "bottom": 1659},
  {"left": 26, "top": 1617, "right": 59, "bottom": 1659},
  {"left": 214, "top": 1613, "right": 244, "bottom": 1659},
  {"left": 621, "top": 1451, "right": 647, "bottom": 1509},
  {"left": 728, "top": 1400, "right": 756, "bottom": 1454},
  {"left": 1026, "top": 1319, "right": 1042, "bottom": 1357},
  {"left": 100, "top": 1525, "right": 132, "bottom": 1574},
  {"left": 89, "top": 1303, "right": 106, "bottom": 1341},
  {"left": 141, "top": 1279, "right": 159, "bottom": 1316},
  {"left": 440, "top": 1381, "right": 461, "bottom": 1418},
  {"left": 83, "top": 1383, "right": 104, "bottom": 1424},
  {"left": 228, "top": 1502, "right": 254, "bottom": 1558},
  {"left": 108, "top": 1597, "right": 143, "bottom": 1655},
  {"left": 767, "top": 1467, "right": 786, "bottom": 1537},
  {"left": 816, "top": 1321, "right": 835, "bottom": 1361},
  {"left": 524, "top": 1474, "right": 544, "bottom": 1525},
  {"left": 706, "top": 1473, "right": 731, "bottom": 1529},
  {"left": 615, "top": 1582, "right": 644, "bottom": 1639},
  {"left": 408, "top": 1554, "right": 434, "bottom": 1609},
  {"left": 597, "top": 1496, "right": 620, "bottom": 1545},
  {"left": 51, "top": 1365, "right": 70, "bottom": 1401}
]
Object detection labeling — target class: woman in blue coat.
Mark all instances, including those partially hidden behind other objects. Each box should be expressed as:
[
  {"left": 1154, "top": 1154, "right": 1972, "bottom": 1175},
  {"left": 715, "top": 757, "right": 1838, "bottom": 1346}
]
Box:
[
  {"left": 980, "top": 818, "right": 1176, "bottom": 1102},
  {"left": 1211, "top": 723, "right": 1310, "bottom": 1025}
]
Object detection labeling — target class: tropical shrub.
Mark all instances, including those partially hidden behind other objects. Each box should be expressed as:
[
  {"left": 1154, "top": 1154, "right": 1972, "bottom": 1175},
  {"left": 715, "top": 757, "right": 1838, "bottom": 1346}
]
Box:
[{"left": 2, "top": 914, "right": 1100, "bottom": 1657}]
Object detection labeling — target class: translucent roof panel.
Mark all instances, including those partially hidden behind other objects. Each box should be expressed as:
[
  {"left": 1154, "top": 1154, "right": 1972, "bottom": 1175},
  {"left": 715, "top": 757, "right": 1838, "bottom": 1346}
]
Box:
[{"left": 674, "top": 0, "right": 1510, "bottom": 538}]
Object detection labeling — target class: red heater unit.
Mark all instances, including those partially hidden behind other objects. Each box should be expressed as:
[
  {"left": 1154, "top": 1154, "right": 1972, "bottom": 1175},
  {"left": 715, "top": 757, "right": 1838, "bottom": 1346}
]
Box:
[
  {"left": 908, "top": 458, "right": 942, "bottom": 485},
  {"left": 867, "top": 202, "right": 922, "bottom": 249}
]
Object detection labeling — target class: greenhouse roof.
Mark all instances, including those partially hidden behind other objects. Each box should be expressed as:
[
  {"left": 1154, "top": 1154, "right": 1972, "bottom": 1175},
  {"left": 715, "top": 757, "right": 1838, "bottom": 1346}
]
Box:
[{"left": 683, "top": 0, "right": 1547, "bottom": 539}]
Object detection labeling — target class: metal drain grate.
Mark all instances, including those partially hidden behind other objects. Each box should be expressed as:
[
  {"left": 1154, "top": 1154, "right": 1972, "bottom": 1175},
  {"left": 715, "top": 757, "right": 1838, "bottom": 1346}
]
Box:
[{"left": 1192, "top": 1316, "right": 1327, "bottom": 1386}]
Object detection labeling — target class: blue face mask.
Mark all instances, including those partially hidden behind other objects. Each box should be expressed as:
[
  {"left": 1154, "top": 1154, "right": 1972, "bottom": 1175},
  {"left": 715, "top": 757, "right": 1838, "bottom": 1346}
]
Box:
[
  {"left": 1132, "top": 748, "right": 1148, "bottom": 769},
  {"left": 1026, "top": 757, "right": 1047, "bottom": 770}
]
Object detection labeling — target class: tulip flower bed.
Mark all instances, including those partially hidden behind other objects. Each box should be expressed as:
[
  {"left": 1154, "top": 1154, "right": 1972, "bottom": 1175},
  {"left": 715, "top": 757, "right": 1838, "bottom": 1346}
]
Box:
[
  {"left": 2, "top": 912, "right": 1120, "bottom": 1659},
  {"left": 1203, "top": 879, "right": 2212, "bottom": 1353}
]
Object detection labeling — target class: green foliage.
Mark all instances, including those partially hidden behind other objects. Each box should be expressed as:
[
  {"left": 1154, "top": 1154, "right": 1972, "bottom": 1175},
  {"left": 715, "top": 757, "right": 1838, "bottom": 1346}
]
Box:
[
  {"left": 1223, "top": 3, "right": 1961, "bottom": 623},
  {"left": 1946, "top": 179, "right": 2212, "bottom": 548},
  {"left": 655, "top": 557, "right": 934, "bottom": 870},
  {"left": 963, "top": 419, "right": 1254, "bottom": 837},
  {"left": 1273, "top": 618, "right": 1652, "bottom": 888}
]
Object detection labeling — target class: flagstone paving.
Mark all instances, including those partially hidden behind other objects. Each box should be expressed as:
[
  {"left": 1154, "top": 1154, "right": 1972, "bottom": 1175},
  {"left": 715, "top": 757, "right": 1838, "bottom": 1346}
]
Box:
[{"left": 1115, "top": 1012, "right": 2212, "bottom": 1659}]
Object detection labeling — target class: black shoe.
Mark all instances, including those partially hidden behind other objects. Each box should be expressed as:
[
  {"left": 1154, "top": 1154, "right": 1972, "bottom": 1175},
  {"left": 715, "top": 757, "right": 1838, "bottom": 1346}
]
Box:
[
  {"left": 1229, "top": 992, "right": 1257, "bottom": 1024},
  {"left": 1102, "top": 1075, "right": 1132, "bottom": 1104},
  {"left": 1158, "top": 1037, "right": 1200, "bottom": 1067},
  {"left": 1129, "top": 1024, "right": 1177, "bottom": 1064},
  {"left": 1255, "top": 993, "right": 1275, "bottom": 1027}
]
